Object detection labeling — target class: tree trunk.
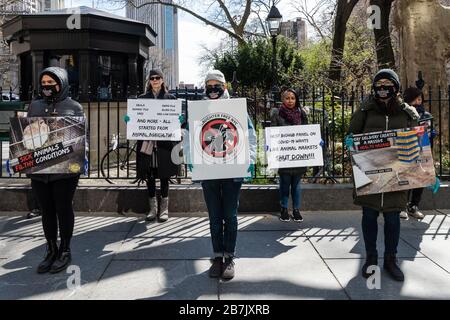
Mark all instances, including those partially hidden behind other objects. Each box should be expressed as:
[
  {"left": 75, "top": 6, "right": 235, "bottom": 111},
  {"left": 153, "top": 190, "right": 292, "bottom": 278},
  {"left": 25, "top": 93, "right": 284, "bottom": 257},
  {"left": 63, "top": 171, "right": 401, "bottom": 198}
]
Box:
[
  {"left": 393, "top": 0, "right": 450, "bottom": 147},
  {"left": 329, "top": 0, "right": 360, "bottom": 83},
  {"left": 370, "top": 0, "right": 395, "bottom": 69}
]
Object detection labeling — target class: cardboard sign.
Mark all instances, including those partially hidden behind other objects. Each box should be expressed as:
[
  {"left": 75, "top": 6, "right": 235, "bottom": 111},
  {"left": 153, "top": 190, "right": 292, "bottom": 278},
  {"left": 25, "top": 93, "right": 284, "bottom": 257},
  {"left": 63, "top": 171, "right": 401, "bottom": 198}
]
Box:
[
  {"left": 350, "top": 126, "right": 436, "bottom": 195},
  {"left": 188, "top": 98, "right": 250, "bottom": 180},
  {"left": 127, "top": 99, "right": 182, "bottom": 141},
  {"left": 265, "top": 124, "right": 324, "bottom": 169},
  {"left": 9, "top": 117, "right": 86, "bottom": 174}
]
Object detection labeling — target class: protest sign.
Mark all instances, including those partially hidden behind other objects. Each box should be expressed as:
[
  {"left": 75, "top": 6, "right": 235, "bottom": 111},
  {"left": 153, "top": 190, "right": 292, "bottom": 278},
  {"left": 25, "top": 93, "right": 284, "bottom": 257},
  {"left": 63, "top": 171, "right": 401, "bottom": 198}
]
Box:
[
  {"left": 127, "top": 99, "right": 182, "bottom": 141},
  {"left": 265, "top": 124, "right": 324, "bottom": 170},
  {"left": 9, "top": 117, "right": 86, "bottom": 174},
  {"left": 188, "top": 98, "right": 250, "bottom": 181},
  {"left": 350, "top": 126, "right": 436, "bottom": 196}
]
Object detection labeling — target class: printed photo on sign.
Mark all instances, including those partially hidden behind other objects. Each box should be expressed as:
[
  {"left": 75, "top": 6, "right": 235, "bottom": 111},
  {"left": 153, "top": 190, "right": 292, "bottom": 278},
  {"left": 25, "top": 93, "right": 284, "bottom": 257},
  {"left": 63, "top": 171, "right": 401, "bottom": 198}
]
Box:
[
  {"left": 9, "top": 117, "right": 86, "bottom": 175},
  {"left": 350, "top": 126, "right": 436, "bottom": 196},
  {"left": 188, "top": 98, "right": 250, "bottom": 180},
  {"left": 265, "top": 124, "right": 324, "bottom": 170},
  {"left": 127, "top": 99, "right": 182, "bottom": 141}
]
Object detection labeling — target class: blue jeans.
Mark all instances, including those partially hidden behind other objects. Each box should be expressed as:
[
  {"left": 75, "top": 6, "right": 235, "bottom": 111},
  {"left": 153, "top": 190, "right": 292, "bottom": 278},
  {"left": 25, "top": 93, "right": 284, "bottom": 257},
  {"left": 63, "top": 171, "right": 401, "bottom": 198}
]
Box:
[
  {"left": 201, "top": 179, "right": 242, "bottom": 257},
  {"left": 279, "top": 174, "right": 302, "bottom": 209},
  {"left": 362, "top": 207, "right": 400, "bottom": 256}
]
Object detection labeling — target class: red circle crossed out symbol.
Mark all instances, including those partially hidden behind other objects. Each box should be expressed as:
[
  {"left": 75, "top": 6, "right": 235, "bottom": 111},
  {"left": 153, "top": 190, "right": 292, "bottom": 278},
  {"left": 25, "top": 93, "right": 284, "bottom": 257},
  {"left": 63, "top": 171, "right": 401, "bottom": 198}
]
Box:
[{"left": 201, "top": 118, "right": 239, "bottom": 158}]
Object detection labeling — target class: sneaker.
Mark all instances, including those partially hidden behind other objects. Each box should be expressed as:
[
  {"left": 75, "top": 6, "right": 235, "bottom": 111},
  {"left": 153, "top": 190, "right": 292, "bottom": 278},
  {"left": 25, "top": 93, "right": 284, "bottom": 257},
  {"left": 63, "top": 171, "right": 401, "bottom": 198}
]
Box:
[
  {"left": 209, "top": 257, "right": 223, "bottom": 278},
  {"left": 292, "top": 209, "right": 303, "bottom": 222},
  {"left": 279, "top": 208, "right": 290, "bottom": 222},
  {"left": 399, "top": 210, "right": 409, "bottom": 220},
  {"left": 407, "top": 205, "right": 424, "bottom": 220},
  {"left": 222, "top": 257, "right": 235, "bottom": 280},
  {"left": 26, "top": 209, "right": 41, "bottom": 219}
]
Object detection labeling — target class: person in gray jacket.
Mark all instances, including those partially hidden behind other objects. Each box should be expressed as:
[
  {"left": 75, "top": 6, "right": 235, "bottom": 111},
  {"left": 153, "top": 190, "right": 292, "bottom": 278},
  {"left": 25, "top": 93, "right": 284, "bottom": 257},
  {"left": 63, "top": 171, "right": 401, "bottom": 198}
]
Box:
[{"left": 27, "top": 67, "right": 84, "bottom": 274}]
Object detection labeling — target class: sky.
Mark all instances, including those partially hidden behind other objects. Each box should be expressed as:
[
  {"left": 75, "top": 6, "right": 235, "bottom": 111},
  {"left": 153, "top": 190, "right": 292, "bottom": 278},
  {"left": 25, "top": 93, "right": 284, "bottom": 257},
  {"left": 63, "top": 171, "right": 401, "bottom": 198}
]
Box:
[{"left": 69, "top": 0, "right": 300, "bottom": 86}]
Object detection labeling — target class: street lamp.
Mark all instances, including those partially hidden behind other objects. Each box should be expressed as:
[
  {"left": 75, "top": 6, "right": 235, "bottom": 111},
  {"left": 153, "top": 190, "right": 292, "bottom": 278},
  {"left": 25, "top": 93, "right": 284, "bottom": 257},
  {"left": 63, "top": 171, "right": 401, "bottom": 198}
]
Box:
[{"left": 266, "top": 4, "right": 282, "bottom": 101}]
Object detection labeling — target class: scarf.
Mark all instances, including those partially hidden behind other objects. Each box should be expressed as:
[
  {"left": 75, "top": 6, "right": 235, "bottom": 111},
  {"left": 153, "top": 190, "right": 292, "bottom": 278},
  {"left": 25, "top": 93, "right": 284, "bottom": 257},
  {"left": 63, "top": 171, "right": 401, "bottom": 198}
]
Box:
[{"left": 279, "top": 104, "right": 302, "bottom": 125}]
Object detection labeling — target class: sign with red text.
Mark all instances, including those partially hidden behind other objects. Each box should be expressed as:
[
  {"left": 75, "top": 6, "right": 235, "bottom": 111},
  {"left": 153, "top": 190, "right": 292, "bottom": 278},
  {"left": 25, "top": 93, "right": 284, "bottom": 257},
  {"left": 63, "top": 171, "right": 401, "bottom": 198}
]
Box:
[
  {"left": 9, "top": 117, "right": 86, "bottom": 174},
  {"left": 265, "top": 124, "right": 324, "bottom": 170}
]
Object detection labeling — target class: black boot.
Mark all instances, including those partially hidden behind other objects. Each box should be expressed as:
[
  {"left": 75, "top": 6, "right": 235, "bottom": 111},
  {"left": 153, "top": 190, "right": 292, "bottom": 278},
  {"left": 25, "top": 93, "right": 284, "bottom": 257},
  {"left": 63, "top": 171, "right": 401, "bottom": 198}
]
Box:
[
  {"left": 361, "top": 253, "right": 378, "bottom": 278},
  {"left": 37, "top": 240, "right": 58, "bottom": 274},
  {"left": 50, "top": 240, "right": 72, "bottom": 274},
  {"left": 384, "top": 254, "right": 404, "bottom": 282}
]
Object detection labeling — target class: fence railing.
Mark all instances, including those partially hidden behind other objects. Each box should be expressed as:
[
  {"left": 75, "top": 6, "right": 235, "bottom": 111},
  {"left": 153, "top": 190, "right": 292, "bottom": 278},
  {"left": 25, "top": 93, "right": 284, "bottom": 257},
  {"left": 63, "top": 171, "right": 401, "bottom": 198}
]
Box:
[{"left": 1, "top": 85, "right": 449, "bottom": 183}]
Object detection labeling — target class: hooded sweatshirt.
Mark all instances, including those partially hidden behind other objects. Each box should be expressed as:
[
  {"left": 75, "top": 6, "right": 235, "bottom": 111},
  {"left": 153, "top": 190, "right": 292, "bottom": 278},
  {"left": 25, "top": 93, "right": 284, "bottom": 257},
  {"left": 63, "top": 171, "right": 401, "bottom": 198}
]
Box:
[{"left": 26, "top": 67, "right": 85, "bottom": 183}]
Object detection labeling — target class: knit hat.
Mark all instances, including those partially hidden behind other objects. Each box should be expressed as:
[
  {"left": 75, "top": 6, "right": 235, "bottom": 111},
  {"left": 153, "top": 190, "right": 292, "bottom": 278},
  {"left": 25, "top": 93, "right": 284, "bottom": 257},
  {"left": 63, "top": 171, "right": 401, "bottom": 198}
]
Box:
[
  {"left": 373, "top": 69, "right": 400, "bottom": 91},
  {"left": 205, "top": 70, "right": 226, "bottom": 84},
  {"left": 149, "top": 69, "right": 164, "bottom": 78},
  {"left": 403, "top": 87, "right": 423, "bottom": 104}
]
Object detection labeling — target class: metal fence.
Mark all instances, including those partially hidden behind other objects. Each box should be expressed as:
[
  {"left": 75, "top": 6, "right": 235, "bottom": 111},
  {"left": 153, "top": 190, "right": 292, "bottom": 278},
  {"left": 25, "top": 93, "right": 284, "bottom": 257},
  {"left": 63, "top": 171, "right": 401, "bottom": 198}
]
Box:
[{"left": 1, "top": 84, "right": 449, "bottom": 183}]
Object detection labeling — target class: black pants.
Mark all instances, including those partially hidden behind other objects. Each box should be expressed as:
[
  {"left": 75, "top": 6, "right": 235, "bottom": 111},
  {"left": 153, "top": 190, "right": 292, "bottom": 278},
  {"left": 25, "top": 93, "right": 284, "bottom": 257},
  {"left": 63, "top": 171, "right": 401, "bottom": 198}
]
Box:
[
  {"left": 147, "top": 177, "right": 169, "bottom": 198},
  {"left": 408, "top": 188, "right": 424, "bottom": 207},
  {"left": 31, "top": 177, "right": 79, "bottom": 245},
  {"left": 362, "top": 207, "right": 400, "bottom": 256}
]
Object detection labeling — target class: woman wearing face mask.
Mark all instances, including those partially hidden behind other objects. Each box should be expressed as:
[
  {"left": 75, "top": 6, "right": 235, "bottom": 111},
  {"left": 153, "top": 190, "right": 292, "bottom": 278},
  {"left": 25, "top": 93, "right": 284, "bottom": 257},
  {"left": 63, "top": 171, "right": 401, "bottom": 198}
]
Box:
[
  {"left": 26, "top": 67, "right": 84, "bottom": 274},
  {"left": 270, "top": 89, "right": 308, "bottom": 222},
  {"left": 183, "top": 70, "right": 257, "bottom": 280},
  {"left": 131, "top": 69, "right": 179, "bottom": 223},
  {"left": 348, "top": 69, "right": 419, "bottom": 282}
]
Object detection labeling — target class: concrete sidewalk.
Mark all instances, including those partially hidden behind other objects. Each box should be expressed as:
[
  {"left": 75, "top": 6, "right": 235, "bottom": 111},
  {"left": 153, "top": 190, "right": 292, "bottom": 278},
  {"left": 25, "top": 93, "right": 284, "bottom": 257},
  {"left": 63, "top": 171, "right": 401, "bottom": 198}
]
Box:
[{"left": 0, "top": 210, "right": 449, "bottom": 300}]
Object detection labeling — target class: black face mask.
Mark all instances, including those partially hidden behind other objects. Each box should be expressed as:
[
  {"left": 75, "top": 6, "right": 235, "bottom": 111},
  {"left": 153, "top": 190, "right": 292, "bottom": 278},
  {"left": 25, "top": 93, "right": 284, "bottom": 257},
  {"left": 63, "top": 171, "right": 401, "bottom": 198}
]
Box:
[
  {"left": 206, "top": 85, "right": 224, "bottom": 99},
  {"left": 374, "top": 85, "right": 396, "bottom": 100},
  {"left": 41, "top": 85, "right": 59, "bottom": 98}
]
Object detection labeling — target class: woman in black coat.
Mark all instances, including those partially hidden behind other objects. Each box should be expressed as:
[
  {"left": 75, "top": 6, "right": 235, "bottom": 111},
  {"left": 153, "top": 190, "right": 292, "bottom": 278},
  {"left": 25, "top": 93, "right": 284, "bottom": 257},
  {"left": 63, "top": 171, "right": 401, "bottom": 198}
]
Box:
[
  {"left": 135, "top": 69, "right": 179, "bottom": 222},
  {"left": 26, "top": 67, "right": 84, "bottom": 274}
]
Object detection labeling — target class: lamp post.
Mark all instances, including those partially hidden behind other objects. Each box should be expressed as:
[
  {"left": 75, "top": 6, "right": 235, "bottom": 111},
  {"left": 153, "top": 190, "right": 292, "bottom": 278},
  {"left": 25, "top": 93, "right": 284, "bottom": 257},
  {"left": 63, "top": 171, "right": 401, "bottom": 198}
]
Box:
[{"left": 266, "top": 4, "right": 282, "bottom": 101}]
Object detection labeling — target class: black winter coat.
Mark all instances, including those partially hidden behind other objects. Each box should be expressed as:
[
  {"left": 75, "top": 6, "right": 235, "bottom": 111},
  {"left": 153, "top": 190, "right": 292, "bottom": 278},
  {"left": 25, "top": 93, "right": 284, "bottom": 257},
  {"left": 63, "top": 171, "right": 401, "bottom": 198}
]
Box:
[
  {"left": 26, "top": 67, "right": 85, "bottom": 183},
  {"left": 135, "top": 90, "right": 180, "bottom": 179}
]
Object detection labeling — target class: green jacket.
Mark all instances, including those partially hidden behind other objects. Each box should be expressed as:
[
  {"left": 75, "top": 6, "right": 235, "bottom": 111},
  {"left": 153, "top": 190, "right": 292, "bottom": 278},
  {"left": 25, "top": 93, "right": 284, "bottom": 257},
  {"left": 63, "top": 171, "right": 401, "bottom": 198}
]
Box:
[{"left": 348, "top": 96, "right": 419, "bottom": 212}]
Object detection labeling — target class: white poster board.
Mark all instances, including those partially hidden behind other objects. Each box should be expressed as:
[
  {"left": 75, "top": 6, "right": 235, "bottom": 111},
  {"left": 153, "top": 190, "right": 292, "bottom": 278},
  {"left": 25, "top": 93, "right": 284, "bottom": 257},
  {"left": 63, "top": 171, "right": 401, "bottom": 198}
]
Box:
[
  {"left": 188, "top": 98, "right": 250, "bottom": 181},
  {"left": 265, "top": 124, "right": 324, "bottom": 170},
  {"left": 126, "top": 99, "right": 182, "bottom": 141}
]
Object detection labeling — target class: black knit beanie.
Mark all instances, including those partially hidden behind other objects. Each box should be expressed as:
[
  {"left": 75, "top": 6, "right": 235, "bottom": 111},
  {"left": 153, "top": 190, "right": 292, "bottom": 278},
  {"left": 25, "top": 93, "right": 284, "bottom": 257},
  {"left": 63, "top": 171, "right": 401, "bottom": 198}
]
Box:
[{"left": 373, "top": 69, "right": 400, "bottom": 91}]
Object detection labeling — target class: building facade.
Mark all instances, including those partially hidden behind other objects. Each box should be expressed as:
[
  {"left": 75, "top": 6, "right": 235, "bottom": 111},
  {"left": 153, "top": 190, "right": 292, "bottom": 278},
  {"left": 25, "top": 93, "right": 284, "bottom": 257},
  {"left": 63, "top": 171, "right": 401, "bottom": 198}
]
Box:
[
  {"left": 280, "top": 17, "right": 307, "bottom": 48},
  {"left": 126, "top": 0, "right": 179, "bottom": 89},
  {"left": 0, "top": 0, "right": 65, "bottom": 91}
]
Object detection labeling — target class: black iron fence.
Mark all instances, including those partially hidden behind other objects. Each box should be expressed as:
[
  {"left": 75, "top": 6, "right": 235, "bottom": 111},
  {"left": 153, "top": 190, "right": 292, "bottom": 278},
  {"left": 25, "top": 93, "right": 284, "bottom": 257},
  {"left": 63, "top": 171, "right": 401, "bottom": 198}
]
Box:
[{"left": 1, "top": 84, "right": 449, "bottom": 183}]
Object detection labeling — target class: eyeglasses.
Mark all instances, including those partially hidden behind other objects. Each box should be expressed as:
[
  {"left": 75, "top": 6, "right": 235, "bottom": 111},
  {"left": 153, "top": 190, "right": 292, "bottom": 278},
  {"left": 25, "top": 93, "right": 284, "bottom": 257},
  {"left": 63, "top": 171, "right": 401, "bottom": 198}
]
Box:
[
  {"left": 206, "top": 84, "right": 223, "bottom": 90},
  {"left": 150, "top": 76, "right": 162, "bottom": 81}
]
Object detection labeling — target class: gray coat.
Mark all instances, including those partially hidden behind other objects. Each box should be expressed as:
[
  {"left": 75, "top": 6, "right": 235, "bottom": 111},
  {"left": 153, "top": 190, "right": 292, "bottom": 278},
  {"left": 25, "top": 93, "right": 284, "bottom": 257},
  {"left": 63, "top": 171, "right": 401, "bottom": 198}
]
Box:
[
  {"left": 26, "top": 67, "right": 85, "bottom": 183},
  {"left": 270, "top": 107, "right": 309, "bottom": 176}
]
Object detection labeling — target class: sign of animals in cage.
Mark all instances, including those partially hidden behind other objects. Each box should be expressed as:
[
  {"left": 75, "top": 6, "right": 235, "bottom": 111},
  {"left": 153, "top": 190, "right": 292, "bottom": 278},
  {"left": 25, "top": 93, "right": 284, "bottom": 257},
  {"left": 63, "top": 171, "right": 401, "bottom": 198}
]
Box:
[
  {"left": 9, "top": 117, "right": 86, "bottom": 174},
  {"left": 349, "top": 126, "right": 436, "bottom": 196}
]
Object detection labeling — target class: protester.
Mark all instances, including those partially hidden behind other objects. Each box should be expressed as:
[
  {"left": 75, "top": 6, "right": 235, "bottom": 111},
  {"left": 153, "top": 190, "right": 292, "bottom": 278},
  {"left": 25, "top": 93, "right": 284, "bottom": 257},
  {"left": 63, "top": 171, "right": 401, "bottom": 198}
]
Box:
[
  {"left": 130, "top": 69, "right": 179, "bottom": 223},
  {"left": 183, "top": 70, "right": 257, "bottom": 280},
  {"left": 400, "top": 87, "right": 436, "bottom": 220},
  {"left": 27, "top": 67, "right": 84, "bottom": 274},
  {"left": 347, "top": 69, "right": 419, "bottom": 282},
  {"left": 270, "top": 89, "right": 309, "bottom": 222}
]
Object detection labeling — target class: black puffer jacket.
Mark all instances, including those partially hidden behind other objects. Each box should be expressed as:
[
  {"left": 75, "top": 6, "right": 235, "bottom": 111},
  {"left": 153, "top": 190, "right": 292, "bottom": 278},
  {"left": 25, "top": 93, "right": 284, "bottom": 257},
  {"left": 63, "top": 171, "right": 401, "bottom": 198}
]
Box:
[
  {"left": 27, "top": 67, "right": 85, "bottom": 183},
  {"left": 135, "top": 90, "right": 180, "bottom": 179}
]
